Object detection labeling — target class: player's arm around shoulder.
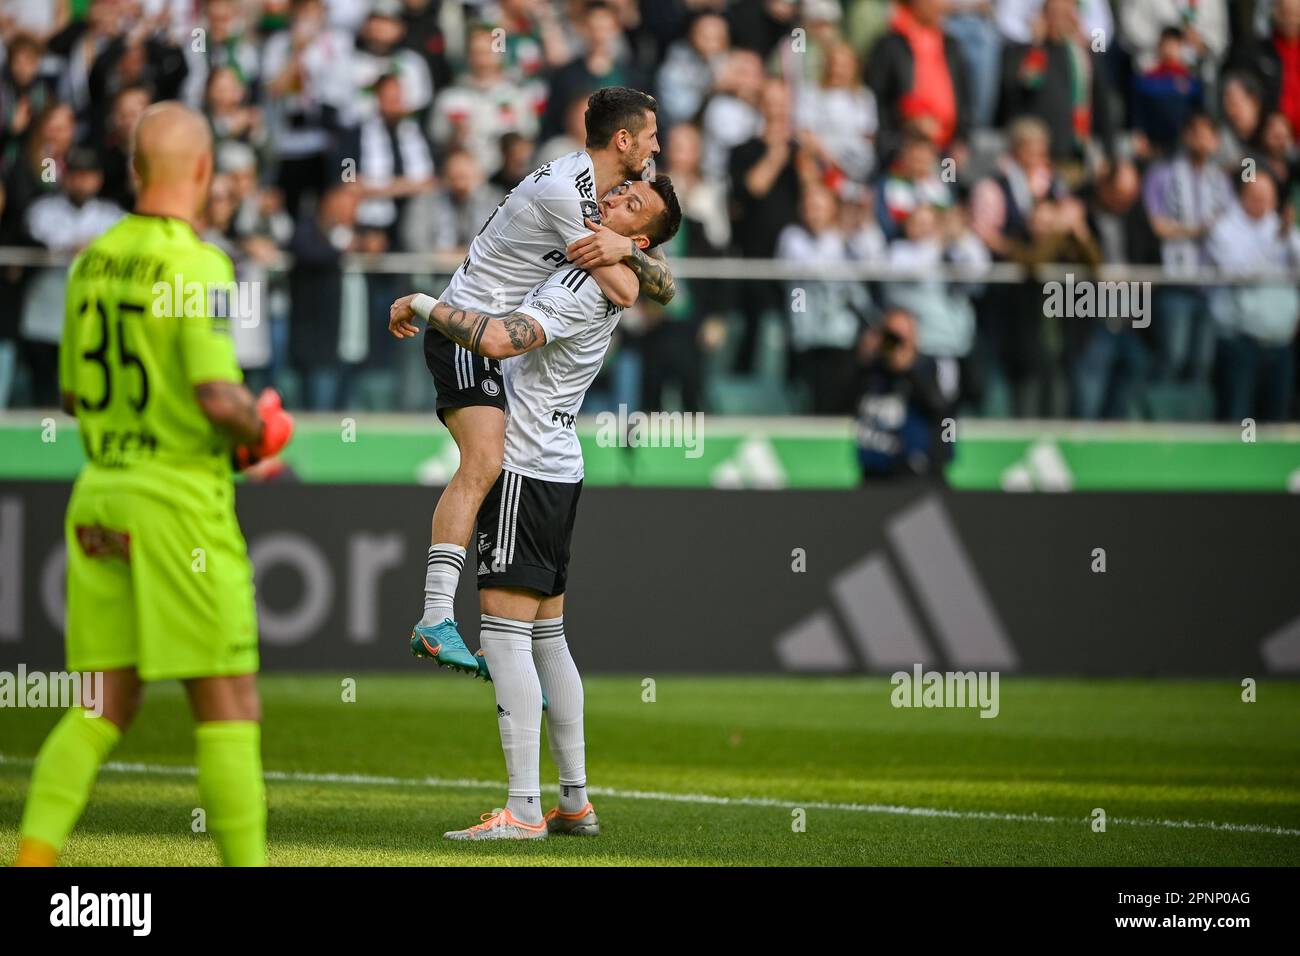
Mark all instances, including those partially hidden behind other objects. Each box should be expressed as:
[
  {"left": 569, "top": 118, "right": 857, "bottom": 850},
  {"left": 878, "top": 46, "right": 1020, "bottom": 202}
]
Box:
[
  {"left": 533, "top": 172, "right": 644, "bottom": 309},
  {"left": 566, "top": 218, "right": 674, "bottom": 307}
]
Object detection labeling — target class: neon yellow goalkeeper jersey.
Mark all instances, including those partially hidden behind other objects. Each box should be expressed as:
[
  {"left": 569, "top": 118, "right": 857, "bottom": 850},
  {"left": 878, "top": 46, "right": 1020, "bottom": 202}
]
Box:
[{"left": 59, "top": 213, "right": 243, "bottom": 490}]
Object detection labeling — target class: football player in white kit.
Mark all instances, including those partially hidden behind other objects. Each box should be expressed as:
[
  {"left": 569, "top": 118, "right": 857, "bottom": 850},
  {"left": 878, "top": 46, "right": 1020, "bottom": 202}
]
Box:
[
  {"left": 389, "top": 174, "right": 683, "bottom": 839},
  {"left": 391, "top": 88, "right": 677, "bottom": 676}
]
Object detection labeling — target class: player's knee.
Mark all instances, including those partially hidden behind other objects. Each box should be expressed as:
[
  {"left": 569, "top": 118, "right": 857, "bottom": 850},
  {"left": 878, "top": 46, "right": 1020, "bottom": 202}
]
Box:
[
  {"left": 222, "top": 679, "right": 261, "bottom": 723},
  {"left": 183, "top": 674, "right": 261, "bottom": 723},
  {"left": 100, "top": 686, "right": 144, "bottom": 732},
  {"left": 458, "top": 448, "right": 503, "bottom": 493}
]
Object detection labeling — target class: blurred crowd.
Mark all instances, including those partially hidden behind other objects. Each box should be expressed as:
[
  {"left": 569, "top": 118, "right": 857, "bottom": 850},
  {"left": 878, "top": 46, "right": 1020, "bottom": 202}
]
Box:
[{"left": 1, "top": 0, "right": 1299, "bottom": 425}]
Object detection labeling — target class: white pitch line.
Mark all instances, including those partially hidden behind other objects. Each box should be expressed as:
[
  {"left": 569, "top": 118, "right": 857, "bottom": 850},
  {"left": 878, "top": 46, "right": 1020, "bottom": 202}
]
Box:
[{"left": 2, "top": 753, "right": 1298, "bottom": 838}]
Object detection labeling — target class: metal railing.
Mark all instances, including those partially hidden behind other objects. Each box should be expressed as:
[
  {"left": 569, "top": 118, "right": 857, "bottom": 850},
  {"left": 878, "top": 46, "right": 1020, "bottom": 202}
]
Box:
[{"left": 1, "top": 247, "right": 1297, "bottom": 287}]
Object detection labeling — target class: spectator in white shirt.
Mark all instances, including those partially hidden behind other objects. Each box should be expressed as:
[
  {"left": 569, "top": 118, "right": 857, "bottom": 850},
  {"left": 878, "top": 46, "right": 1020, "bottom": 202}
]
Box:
[
  {"left": 179, "top": 0, "right": 262, "bottom": 110},
  {"left": 350, "top": 0, "right": 434, "bottom": 124},
  {"left": 262, "top": 0, "right": 357, "bottom": 217},
  {"left": 881, "top": 204, "right": 990, "bottom": 403},
  {"left": 1206, "top": 172, "right": 1300, "bottom": 421},
  {"left": 996, "top": 0, "right": 1113, "bottom": 47},
  {"left": 796, "top": 40, "right": 878, "bottom": 185},
  {"left": 424, "top": 148, "right": 505, "bottom": 258},
  {"left": 25, "top": 146, "right": 123, "bottom": 252},
  {"left": 1120, "top": 0, "right": 1229, "bottom": 82},
  {"left": 357, "top": 73, "right": 435, "bottom": 247},
  {"left": 21, "top": 147, "right": 123, "bottom": 405},
  {"left": 655, "top": 11, "right": 730, "bottom": 128},
  {"left": 698, "top": 48, "right": 765, "bottom": 181},
  {"left": 776, "top": 185, "right": 874, "bottom": 413},
  {"left": 429, "top": 25, "right": 538, "bottom": 177}
]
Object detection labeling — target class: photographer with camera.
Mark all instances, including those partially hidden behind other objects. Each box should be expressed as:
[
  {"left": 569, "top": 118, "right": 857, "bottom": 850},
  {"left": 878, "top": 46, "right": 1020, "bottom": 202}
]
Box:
[{"left": 853, "top": 306, "right": 954, "bottom": 484}]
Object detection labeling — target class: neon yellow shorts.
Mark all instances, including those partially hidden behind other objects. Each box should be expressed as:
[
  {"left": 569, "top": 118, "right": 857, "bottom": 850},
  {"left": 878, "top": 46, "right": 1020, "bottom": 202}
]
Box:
[{"left": 64, "top": 472, "right": 258, "bottom": 682}]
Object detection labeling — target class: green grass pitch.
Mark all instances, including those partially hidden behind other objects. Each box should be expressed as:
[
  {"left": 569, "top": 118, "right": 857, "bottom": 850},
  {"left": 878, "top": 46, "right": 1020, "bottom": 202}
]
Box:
[{"left": 2, "top": 675, "right": 1298, "bottom": 866}]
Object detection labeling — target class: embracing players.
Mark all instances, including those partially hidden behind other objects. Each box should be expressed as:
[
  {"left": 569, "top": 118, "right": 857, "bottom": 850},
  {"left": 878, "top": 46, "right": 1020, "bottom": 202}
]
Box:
[
  {"left": 401, "top": 87, "right": 676, "bottom": 673},
  {"left": 390, "top": 169, "right": 682, "bottom": 838}
]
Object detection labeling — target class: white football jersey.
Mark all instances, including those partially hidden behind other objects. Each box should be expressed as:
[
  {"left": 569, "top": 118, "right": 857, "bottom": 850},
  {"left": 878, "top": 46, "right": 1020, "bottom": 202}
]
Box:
[
  {"left": 506, "top": 266, "right": 623, "bottom": 481},
  {"left": 439, "top": 150, "right": 600, "bottom": 314}
]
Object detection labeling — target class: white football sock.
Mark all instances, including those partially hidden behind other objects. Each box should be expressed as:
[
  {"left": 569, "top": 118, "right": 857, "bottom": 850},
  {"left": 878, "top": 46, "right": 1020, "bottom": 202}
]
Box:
[
  {"left": 480, "top": 615, "right": 543, "bottom": 824},
  {"left": 419, "top": 544, "right": 465, "bottom": 626},
  {"left": 532, "top": 617, "right": 588, "bottom": 813}
]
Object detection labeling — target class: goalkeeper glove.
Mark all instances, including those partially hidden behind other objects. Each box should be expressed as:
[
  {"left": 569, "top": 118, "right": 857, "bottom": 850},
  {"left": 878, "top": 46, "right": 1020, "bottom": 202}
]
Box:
[{"left": 234, "top": 388, "right": 294, "bottom": 471}]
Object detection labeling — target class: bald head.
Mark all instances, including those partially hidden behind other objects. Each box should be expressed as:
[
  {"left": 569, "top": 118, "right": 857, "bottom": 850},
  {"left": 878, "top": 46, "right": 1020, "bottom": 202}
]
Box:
[{"left": 132, "top": 102, "right": 213, "bottom": 218}]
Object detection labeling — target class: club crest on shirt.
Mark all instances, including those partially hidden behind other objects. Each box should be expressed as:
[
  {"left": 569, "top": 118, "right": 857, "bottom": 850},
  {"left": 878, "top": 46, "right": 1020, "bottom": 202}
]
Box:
[{"left": 482, "top": 379, "right": 501, "bottom": 397}]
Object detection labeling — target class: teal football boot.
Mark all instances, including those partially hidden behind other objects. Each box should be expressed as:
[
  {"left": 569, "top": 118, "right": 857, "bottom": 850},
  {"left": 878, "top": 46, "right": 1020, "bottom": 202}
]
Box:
[{"left": 410, "top": 619, "right": 480, "bottom": 674}]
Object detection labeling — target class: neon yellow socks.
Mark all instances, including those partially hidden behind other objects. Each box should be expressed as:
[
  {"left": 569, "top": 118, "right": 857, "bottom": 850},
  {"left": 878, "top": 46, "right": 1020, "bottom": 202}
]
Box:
[
  {"left": 16, "top": 711, "right": 267, "bottom": 867},
  {"left": 195, "top": 721, "right": 267, "bottom": 867},
  {"left": 18, "top": 707, "right": 121, "bottom": 862}
]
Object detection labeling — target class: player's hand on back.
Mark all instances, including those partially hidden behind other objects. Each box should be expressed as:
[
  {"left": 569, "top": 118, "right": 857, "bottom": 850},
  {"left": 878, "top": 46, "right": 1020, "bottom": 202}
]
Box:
[
  {"left": 566, "top": 218, "right": 634, "bottom": 270},
  {"left": 389, "top": 294, "right": 422, "bottom": 339}
]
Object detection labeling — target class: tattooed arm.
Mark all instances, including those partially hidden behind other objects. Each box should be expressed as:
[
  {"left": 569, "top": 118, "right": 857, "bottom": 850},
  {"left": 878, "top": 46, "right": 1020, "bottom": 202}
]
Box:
[
  {"left": 566, "top": 220, "right": 676, "bottom": 306},
  {"left": 388, "top": 293, "right": 547, "bottom": 359},
  {"left": 625, "top": 243, "right": 675, "bottom": 305}
]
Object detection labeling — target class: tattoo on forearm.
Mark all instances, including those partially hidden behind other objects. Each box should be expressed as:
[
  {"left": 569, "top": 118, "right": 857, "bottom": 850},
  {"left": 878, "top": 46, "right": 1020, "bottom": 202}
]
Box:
[
  {"left": 501, "top": 313, "right": 540, "bottom": 351},
  {"left": 431, "top": 304, "right": 491, "bottom": 353},
  {"left": 627, "top": 245, "right": 675, "bottom": 305},
  {"left": 431, "top": 304, "right": 542, "bottom": 356}
]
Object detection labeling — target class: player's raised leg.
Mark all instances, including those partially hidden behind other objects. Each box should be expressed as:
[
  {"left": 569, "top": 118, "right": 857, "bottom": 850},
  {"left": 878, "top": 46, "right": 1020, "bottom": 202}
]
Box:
[
  {"left": 444, "top": 586, "right": 547, "bottom": 840},
  {"left": 532, "top": 598, "right": 599, "bottom": 836},
  {"left": 15, "top": 669, "right": 141, "bottom": 866},
  {"left": 409, "top": 363, "right": 506, "bottom": 677}
]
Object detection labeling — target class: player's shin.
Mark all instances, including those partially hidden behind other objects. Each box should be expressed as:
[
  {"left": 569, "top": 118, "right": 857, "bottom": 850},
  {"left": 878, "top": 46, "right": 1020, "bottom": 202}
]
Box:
[
  {"left": 16, "top": 707, "right": 122, "bottom": 865},
  {"left": 420, "top": 544, "right": 466, "bottom": 626},
  {"left": 532, "top": 617, "right": 588, "bottom": 814},
  {"left": 195, "top": 721, "right": 267, "bottom": 866},
  {"left": 480, "top": 615, "right": 544, "bottom": 825}
]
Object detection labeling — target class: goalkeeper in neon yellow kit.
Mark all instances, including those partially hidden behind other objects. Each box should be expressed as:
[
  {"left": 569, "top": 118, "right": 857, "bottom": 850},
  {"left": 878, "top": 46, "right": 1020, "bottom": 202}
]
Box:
[{"left": 14, "top": 103, "right": 293, "bottom": 867}]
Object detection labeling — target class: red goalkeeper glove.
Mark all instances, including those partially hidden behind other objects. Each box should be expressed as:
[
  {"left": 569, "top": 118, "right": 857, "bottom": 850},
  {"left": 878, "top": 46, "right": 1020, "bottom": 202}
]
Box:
[{"left": 234, "top": 388, "right": 294, "bottom": 471}]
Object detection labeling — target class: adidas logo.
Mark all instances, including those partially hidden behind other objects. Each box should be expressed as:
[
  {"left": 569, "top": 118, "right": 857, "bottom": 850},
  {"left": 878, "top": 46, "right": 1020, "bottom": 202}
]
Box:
[
  {"left": 478, "top": 561, "right": 489, "bottom": 575},
  {"left": 774, "top": 496, "right": 1019, "bottom": 673}
]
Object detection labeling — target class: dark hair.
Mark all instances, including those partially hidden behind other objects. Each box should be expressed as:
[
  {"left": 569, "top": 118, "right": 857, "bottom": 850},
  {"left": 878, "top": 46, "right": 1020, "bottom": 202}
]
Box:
[
  {"left": 643, "top": 174, "right": 682, "bottom": 247},
  {"left": 7, "top": 31, "right": 43, "bottom": 58},
  {"left": 585, "top": 87, "right": 658, "bottom": 149},
  {"left": 1222, "top": 69, "right": 1263, "bottom": 104},
  {"left": 1159, "top": 25, "right": 1184, "bottom": 44},
  {"left": 1181, "top": 108, "right": 1215, "bottom": 134}
]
